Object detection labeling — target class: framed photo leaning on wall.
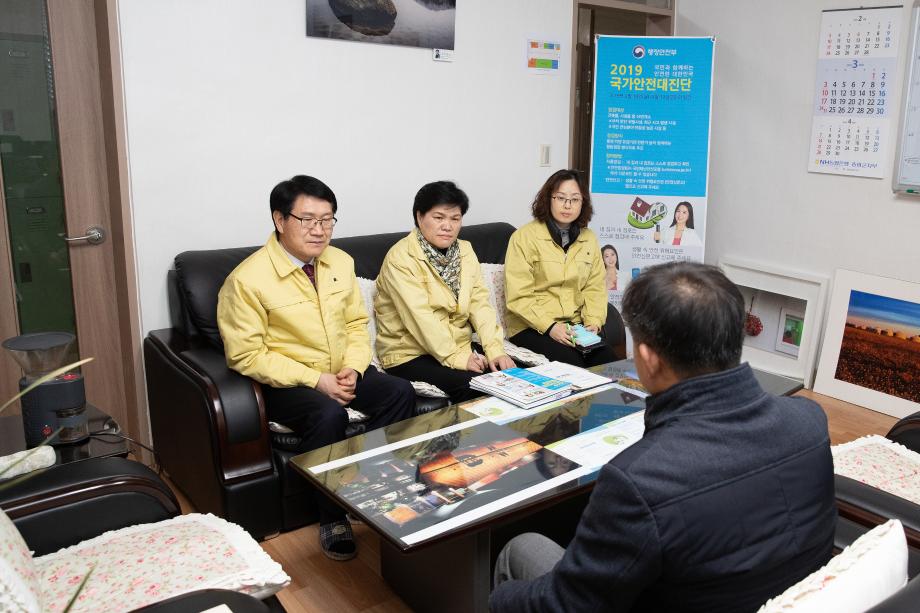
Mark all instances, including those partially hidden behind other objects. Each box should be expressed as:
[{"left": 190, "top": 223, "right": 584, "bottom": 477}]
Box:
[
  {"left": 814, "top": 269, "right": 920, "bottom": 419},
  {"left": 719, "top": 256, "right": 829, "bottom": 388}
]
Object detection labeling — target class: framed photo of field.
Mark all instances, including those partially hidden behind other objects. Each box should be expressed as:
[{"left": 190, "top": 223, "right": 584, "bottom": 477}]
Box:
[
  {"left": 814, "top": 270, "right": 920, "bottom": 418},
  {"left": 720, "top": 256, "right": 829, "bottom": 388}
]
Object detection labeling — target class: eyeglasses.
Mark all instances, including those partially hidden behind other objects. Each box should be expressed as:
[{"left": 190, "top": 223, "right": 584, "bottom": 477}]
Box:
[
  {"left": 552, "top": 195, "right": 583, "bottom": 206},
  {"left": 289, "top": 213, "right": 337, "bottom": 230}
]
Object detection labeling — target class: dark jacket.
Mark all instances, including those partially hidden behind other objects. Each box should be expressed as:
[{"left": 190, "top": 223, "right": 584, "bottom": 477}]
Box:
[{"left": 490, "top": 363, "right": 836, "bottom": 613}]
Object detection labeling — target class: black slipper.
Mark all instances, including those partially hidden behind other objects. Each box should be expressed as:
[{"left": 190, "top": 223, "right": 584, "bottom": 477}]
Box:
[{"left": 319, "top": 519, "right": 357, "bottom": 561}]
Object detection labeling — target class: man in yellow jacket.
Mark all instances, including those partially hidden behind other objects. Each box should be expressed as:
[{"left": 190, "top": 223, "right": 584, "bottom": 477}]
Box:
[{"left": 217, "top": 175, "right": 415, "bottom": 561}]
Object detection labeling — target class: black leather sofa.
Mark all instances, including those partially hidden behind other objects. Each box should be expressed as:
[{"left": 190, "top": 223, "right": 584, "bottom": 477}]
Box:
[
  {"left": 834, "top": 471, "right": 920, "bottom": 612},
  {"left": 0, "top": 456, "right": 180, "bottom": 556},
  {"left": 0, "top": 456, "right": 286, "bottom": 612},
  {"left": 827, "top": 413, "right": 920, "bottom": 611},
  {"left": 143, "top": 222, "right": 521, "bottom": 540},
  {"left": 887, "top": 410, "right": 920, "bottom": 454},
  {"left": 834, "top": 413, "right": 920, "bottom": 571}
]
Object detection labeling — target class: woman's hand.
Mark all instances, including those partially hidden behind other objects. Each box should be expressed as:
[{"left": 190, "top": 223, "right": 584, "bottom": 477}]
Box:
[
  {"left": 549, "top": 323, "right": 575, "bottom": 346},
  {"left": 584, "top": 325, "right": 600, "bottom": 334},
  {"left": 466, "top": 352, "right": 487, "bottom": 373},
  {"left": 489, "top": 355, "right": 516, "bottom": 371}
]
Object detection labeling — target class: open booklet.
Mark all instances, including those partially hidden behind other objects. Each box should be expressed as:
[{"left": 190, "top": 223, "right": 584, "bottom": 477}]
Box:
[
  {"left": 470, "top": 367, "right": 572, "bottom": 409},
  {"left": 527, "top": 361, "right": 613, "bottom": 391},
  {"left": 469, "top": 362, "right": 613, "bottom": 409}
]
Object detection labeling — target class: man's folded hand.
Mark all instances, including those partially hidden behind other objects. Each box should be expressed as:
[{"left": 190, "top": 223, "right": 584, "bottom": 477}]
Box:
[{"left": 317, "top": 372, "right": 356, "bottom": 405}]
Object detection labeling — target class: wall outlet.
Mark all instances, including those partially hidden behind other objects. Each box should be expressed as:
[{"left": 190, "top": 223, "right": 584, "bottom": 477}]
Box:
[{"left": 539, "top": 144, "right": 551, "bottom": 167}]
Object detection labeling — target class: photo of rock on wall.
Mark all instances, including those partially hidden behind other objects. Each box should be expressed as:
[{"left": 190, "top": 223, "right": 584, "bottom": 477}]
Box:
[
  {"left": 307, "top": 0, "right": 456, "bottom": 50},
  {"left": 835, "top": 290, "right": 920, "bottom": 403}
]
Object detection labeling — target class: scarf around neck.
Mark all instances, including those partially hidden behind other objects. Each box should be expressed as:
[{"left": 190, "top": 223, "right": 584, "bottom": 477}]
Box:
[
  {"left": 416, "top": 229, "right": 461, "bottom": 298},
  {"left": 546, "top": 217, "right": 581, "bottom": 251}
]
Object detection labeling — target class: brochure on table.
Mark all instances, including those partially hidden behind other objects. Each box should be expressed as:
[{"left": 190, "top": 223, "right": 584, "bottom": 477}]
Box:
[
  {"left": 470, "top": 367, "right": 573, "bottom": 408},
  {"left": 464, "top": 363, "right": 615, "bottom": 423},
  {"left": 528, "top": 361, "right": 613, "bottom": 390},
  {"left": 547, "top": 411, "right": 645, "bottom": 468}
]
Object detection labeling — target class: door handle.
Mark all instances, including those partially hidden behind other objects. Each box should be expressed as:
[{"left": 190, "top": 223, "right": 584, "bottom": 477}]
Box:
[{"left": 64, "top": 226, "right": 106, "bottom": 245}]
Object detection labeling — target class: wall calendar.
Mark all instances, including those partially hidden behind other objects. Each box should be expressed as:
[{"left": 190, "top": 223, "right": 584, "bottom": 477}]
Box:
[{"left": 808, "top": 5, "right": 903, "bottom": 178}]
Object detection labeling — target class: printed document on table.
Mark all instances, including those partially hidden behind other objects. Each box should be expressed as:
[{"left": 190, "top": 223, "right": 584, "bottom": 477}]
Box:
[
  {"left": 461, "top": 396, "right": 531, "bottom": 423},
  {"left": 546, "top": 411, "right": 645, "bottom": 468},
  {"left": 528, "top": 361, "right": 613, "bottom": 390}
]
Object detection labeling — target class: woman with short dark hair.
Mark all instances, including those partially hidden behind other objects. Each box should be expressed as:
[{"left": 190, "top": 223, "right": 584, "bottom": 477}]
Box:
[
  {"left": 504, "top": 169, "right": 625, "bottom": 366},
  {"left": 375, "top": 181, "right": 514, "bottom": 403}
]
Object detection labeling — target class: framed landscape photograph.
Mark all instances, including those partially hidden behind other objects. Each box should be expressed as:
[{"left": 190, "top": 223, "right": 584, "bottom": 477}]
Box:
[
  {"left": 814, "top": 269, "right": 920, "bottom": 418},
  {"left": 720, "top": 256, "right": 829, "bottom": 388}
]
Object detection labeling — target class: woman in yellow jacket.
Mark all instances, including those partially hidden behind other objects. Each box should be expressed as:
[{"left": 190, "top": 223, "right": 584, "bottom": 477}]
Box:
[
  {"left": 375, "top": 181, "right": 515, "bottom": 403},
  {"left": 504, "top": 169, "right": 626, "bottom": 367}
]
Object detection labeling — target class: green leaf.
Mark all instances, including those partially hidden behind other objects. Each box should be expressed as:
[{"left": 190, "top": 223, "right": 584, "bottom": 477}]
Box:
[{"left": 0, "top": 357, "right": 93, "bottom": 415}]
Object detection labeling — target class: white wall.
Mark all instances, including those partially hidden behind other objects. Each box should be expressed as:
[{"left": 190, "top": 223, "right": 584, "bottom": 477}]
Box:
[
  {"left": 678, "top": 1, "right": 920, "bottom": 284},
  {"left": 118, "top": 0, "right": 575, "bottom": 332}
]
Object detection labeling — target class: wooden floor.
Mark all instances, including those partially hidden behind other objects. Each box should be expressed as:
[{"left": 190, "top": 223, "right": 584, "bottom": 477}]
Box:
[{"left": 169, "top": 391, "right": 898, "bottom": 613}]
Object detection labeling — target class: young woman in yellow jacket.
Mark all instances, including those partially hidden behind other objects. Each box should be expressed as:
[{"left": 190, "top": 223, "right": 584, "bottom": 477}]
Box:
[
  {"left": 375, "top": 181, "right": 515, "bottom": 403},
  {"left": 504, "top": 169, "right": 626, "bottom": 367}
]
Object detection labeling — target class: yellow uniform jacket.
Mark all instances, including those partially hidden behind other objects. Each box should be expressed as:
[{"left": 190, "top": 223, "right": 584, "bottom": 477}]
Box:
[
  {"left": 375, "top": 230, "right": 505, "bottom": 370},
  {"left": 504, "top": 220, "right": 607, "bottom": 338},
  {"left": 217, "top": 233, "right": 371, "bottom": 389}
]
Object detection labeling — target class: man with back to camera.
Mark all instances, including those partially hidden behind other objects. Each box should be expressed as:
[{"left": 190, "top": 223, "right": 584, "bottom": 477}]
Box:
[
  {"left": 217, "top": 175, "right": 415, "bottom": 561},
  {"left": 490, "top": 261, "right": 837, "bottom": 612}
]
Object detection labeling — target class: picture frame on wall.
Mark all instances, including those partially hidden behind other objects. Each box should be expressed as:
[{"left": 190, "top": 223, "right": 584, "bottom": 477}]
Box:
[
  {"left": 814, "top": 269, "right": 920, "bottom": 419},
  {"left": 306, "top": 0, "right": 457, "bottom": 50},
  {"left": 775, "top": 308, "right": 804, "bottom": 357},
  {"left": 719, "top": 256, "right": 829, "bottom": 388}
]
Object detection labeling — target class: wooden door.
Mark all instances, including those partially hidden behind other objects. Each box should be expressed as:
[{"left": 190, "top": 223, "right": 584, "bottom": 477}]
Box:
[
  {"left": 0, "top": 0, "right": 139, "bottom": 441},
  {"left": 568, "top": 1, "right": 675, "bottom": 178}
]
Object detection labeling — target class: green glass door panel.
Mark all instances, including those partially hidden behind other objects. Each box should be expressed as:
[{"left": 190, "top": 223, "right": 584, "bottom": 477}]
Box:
[
  {"left": 0, "top": 1, "right": 77, "bottom": 338},
  {"left": 6, "top": 195, "right": 74, "bottom": 332}
]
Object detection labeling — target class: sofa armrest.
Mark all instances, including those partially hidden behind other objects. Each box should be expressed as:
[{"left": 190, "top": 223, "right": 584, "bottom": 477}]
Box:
[
  {"left": 146, "top": 329, "right": 273, "bottom": 483},
  {"left": 835, "top": 515, "right": 920, "bottom": 578},
  {"left": 866, "top": 573, "right": 920, "bottom": 612},
  {"left": 133, "top": 589, "right": 272, "bottom": 613},
  {"left": 180, "top": 348, "right": 267, "bottom": 450},
  {"left": 603, "top": 303, "right": 627, "bottom": 360},
  {"left": 145, "top": 330, "right": 275, "bottom": 529},
  {"left": 835, "top": 474, "right": 920, "bottom": 549},
  {"left": 887, "top": 411, "right": 920, "bottom": 454},
  {"left": 0, "top": 457, "right": 179, "bottom": 555}
]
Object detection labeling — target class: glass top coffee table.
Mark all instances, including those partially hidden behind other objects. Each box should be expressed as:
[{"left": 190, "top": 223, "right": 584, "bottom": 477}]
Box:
[{"left": 290, "top": 361, "right": 802, "bottom": 613}]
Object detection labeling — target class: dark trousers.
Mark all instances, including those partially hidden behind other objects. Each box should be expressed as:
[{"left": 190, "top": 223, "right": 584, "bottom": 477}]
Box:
[
  {"left": 510, "top": 303, "right": 627, "bottom": 367},
  {"left": 386, "top": 354, "right": 485, "bottom": 405},
  {"left": 509, "top": 328, "right": 616, "bottom": 367},
  {"left": 262, "top": 366, "right": 415, "bottom": 524}
]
